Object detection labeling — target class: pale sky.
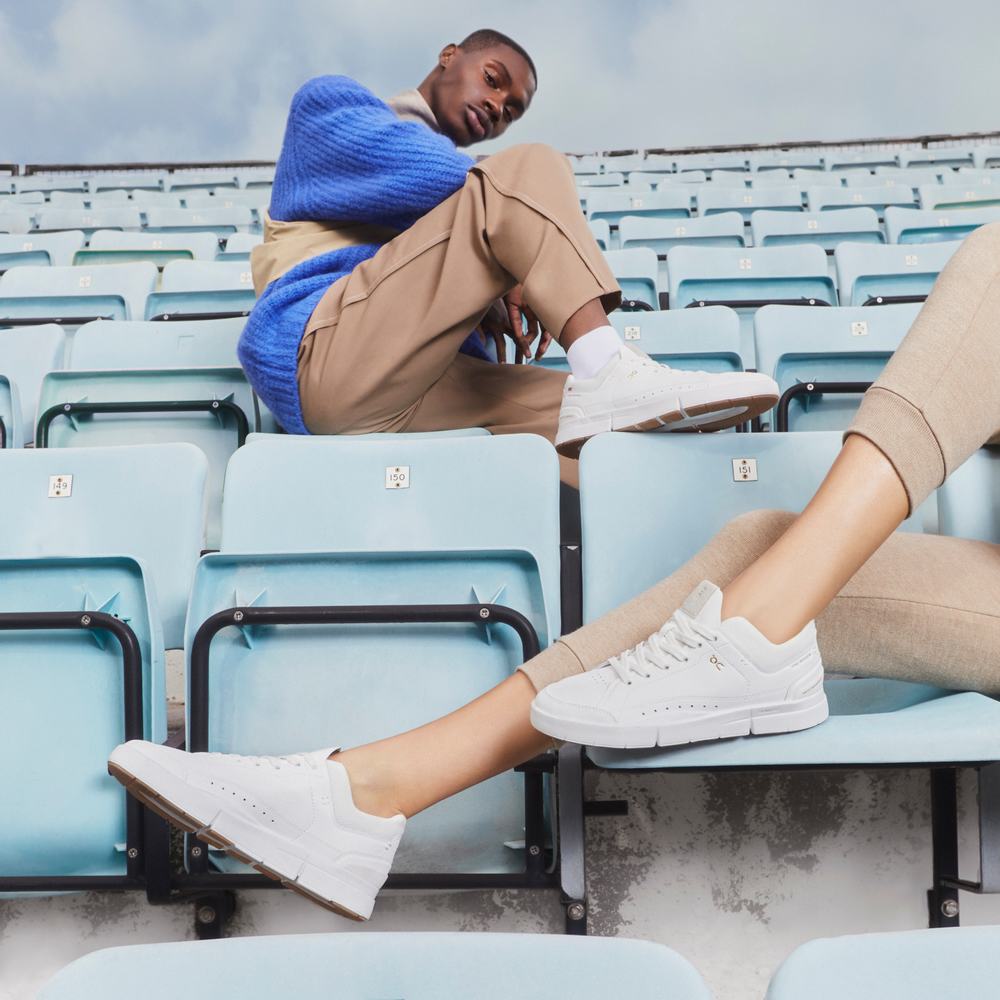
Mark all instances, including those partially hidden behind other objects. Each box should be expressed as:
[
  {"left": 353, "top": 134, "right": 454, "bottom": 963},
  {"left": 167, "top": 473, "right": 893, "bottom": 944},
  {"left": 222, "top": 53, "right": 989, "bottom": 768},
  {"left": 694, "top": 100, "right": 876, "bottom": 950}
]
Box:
[{"left": 1, "top": 0, "right": 998, "bottom": 165}]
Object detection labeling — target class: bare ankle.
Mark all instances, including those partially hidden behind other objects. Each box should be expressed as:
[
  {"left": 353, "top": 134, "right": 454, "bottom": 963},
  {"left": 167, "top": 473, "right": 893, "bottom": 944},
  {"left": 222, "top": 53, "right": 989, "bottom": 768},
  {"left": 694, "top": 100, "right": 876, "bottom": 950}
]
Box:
[{"left": 329, "top": 749, "right": 403, "bottom": 819}]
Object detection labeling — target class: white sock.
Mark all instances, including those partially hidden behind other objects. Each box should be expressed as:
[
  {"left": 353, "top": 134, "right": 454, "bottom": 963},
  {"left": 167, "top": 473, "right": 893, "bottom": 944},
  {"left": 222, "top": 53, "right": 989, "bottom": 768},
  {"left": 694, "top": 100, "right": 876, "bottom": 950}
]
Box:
[{"left": 565, "top": 325, "right": 622, "bottom": 380}]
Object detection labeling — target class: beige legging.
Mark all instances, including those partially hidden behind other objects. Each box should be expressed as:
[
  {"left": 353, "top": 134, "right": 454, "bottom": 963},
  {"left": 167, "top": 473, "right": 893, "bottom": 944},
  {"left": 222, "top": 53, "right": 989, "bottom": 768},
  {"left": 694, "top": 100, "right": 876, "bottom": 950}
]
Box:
[{"left": 520, "top": 221, "right": 1000, "bottom": 695}]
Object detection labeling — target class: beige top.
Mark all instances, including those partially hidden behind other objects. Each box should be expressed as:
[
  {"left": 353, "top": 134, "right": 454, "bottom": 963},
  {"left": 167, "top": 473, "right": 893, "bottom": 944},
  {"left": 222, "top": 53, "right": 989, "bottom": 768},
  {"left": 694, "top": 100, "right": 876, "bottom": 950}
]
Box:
[{"left": 250, "top": 87, "right": 441, "bottom": 295}]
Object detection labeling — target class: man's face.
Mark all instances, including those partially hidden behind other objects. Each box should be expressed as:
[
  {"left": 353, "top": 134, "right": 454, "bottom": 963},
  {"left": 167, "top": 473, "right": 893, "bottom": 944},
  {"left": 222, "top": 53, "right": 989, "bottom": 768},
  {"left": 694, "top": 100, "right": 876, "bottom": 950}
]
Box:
[{"left": 429, "top": 43, "right": 536, "bottom": 147}]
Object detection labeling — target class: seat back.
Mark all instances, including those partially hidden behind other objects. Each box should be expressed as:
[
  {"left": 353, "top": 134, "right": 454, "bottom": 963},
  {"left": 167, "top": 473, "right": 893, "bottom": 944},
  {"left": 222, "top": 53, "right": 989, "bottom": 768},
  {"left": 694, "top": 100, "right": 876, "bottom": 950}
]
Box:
[
  {"left": 85, "top": 230, "right": 219, "bottom": 262},
  {"left": 34, "top": 207, "right": 143, "bottom": 234},
  {"left": 751, "top": 207, "right": 883, "bottom": 250},
  {"left": 754, "top": 304, "right": 920, "bottom": 430},
  {"left": 602, "top": 248, "right": 660, "bottom": 308},
  {"left": 69, "top": 318, "right": 245, "bottom": 369},
  {"left": 586, "top": 188, "right": 691, "bottom": 227},
  {"left": 143, "top": 206, "right": 252, "bottom": 236},
  {"left": 834, "top": 240, "right": 961, "bottom": 306},
  {"left": 0, "top": 209, "right": 35, "bottom": 234},
  {"left": 0, "top": 324, "right": 66, "bottom": 445},
  {"left": 920, "top": 184, "right": 1000, "bottom": 210},
  {"left": 0, "top": 231, "right": 86, "bottom": 267},
  {"left": 697, "top": 185, "right": 802, "bottom": 220},
  {"left": 620, "top": 213, "right": 745, "bottom": 256},
  {"left": 145, "top": 260, "right": 256, "bottom": 319},
  {"left": 884, "top": 205, "right": 1000, "bottom": 244},
  {"left": 807, "top": 185, "right": 917, "bottom": 213}
]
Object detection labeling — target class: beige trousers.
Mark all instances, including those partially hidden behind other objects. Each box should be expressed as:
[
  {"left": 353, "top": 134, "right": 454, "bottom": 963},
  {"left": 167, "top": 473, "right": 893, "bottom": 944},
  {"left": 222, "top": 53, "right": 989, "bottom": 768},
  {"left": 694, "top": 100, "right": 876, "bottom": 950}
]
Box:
[
  {"left": 520, "top": 221, "right": 1000, "bottom": 695},
  {"left": 296, "top": 143, "right": 622, "bottom": 485}
]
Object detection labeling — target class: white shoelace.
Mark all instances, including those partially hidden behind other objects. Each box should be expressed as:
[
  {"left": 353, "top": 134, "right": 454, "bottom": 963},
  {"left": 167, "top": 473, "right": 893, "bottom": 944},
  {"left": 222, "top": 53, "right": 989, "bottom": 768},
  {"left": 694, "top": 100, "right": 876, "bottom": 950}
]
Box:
[
  {"left": 608, "top": 610, "right": 719, "bottom": 684},
  {"left": 203, "top": 751, "right": 314, "bottom": 771}
]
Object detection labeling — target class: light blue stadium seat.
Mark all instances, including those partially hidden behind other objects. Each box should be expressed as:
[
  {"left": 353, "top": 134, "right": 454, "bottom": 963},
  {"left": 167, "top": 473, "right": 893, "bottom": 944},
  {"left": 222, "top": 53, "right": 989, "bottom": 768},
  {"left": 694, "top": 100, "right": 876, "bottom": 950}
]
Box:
[
  {"left": 697, "top": 185, "right": 802, "bottom": 221},
  {"left": 0, "top": 444, "right": 206, "bottom": 896},
  {"left": 973, "top": 146, "right": 1000, "bottom": 170},
  {"left": 588, "top": 219, "right": 610, "bottom": 250},
  {"left": 620, "top": 213, "right": 746, "bottom": 257},
  {"left": 835, "top": 240, "right": 961, "bottom": 306},
  {"left": 751, "top": 151, "right": 825, "bottom": 172},
  {"left": 37, "top": 932, "right": 711, "bottom": 1000},
  {"left": 754, "top": 303, "right": 920, "bottom": 430},
  {"left": 15, "top": 176, "right": 88, "bottom": 195},
  {"left": 884, "top": 205, "right": 1000, "bottom": 243},
  {"left": 706, "top": 171, "right": 754, "bottom": 187},
  {"left": 576, "top": 172, "right": 625, "bottom": 188},
  {"left": 646, "top": 169, "right": 708, "bottom": 185},
  {"left": 668, "top": 244, "right": 836, "bottom": 366},
  {"left": 749, "top": 171, "right": 803, "bottom": 188},
  {"left": 0, "top": 262, "right": 157, "bottom": 326},
  {"left": 954, "top": 167, "right": 1000, "bottom": 186},
  {"left": 601, "top": 248, "right": 660, "bottom": 309},
  {"left": 766, "top": 926, "right": 1000, "bottom": 1000},
  {"left": 586, "top": 189, "right": 692, "bottom": 232},
  {"left": 34, "top": 207, "right": 143, "bottom": 236},
  {"left": 900, "top": 148, "right": 975, "bottom": 169},
  {"left": 919, "top": 183, "right": 1000, "bottom": 210},
  {"left": 237, "top": 169, "right": 276, "bottom": 189},
  {"left": 215, "top": 232, "right": 263, "bottom": 260},
  {"left": 807, "top": 184, "right": 917, "bottom": 214},
  {"left": 751, "top": 207, "right": 884, "bottom": 250},
  {"left": 144, "top": 260, "right": 256, "bottom": 320},
  {"left": 90, "top": 173, "right": 165, "bottom": 193},
  {"left": 937, "top": 446, "right": 1000, "bottom": 544},
  {"left": 143, "top": 206, "right": 252, "bottom": 238},
  {"left": 128, "top": 191, "right": 182, "bottom": 208},
  {"left": 0, "top": 208, "right": 33, "bottom": 235},
  {"left": 824, "top": 151, "right": 899, "bottom": 171},
  {"left": 676, "top": 153, "right": 748, "bottom": 173},
  {"left": 183, "top": 434, "right": 560, "bottom": 889},
  {"left": 0, "top": 323, "right": 66, "bottom": 447},
  {"left": 0, "top": 231, "right": 85, "bottom": 268},
  {"left": 47, "top": 193, "right": 91, "bottom": 209},
  {"left": 83, "top": 230, "right": 219, "bottom": 265},
  {"left": 183, "top": 189, "right": 271, "bottom": 211},
  {"left": 1, "top": 190, "right": 46, "bottom": 205},
  {"left": 166, "top": 172, "right": 239, "bottom": 192},
  {"left": 37, "top": 320, "right": 254, "bottom": 550},
  {"left": 871, "top": 166, "right": 945, "bottom": 188},
  {"left": 534, "top": 307, "right": 743, "bottom": 373},
  {"left": 571, "top": 156, "right": 604, "bottom": 176}
]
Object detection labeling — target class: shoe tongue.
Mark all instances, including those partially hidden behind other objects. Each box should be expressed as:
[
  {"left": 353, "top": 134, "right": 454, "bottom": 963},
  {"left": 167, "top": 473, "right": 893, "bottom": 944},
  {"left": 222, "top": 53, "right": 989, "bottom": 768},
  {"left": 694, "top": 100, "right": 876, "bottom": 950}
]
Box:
[{"left": 679, "top": 580, "right": 723, "bottom": 623}]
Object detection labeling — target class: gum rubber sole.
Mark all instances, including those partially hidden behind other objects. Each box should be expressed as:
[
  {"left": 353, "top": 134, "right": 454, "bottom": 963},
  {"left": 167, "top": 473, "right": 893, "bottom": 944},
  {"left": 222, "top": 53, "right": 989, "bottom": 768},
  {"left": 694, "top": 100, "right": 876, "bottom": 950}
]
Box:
[
  {"left": 555, "top": 392, "right": 778, "bottom": 458},
  {"left": 107, "top": 760, "right": 365, "bottom": 921}
]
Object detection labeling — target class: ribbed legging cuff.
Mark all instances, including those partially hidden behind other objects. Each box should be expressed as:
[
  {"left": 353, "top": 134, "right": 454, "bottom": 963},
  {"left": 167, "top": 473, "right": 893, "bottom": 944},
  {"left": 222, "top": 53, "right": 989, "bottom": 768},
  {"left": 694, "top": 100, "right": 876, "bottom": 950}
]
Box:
[
  {"left": 844, "top": 386, "right": 946, "bottom": 515},
  {"left": 517, "top": 639, "right": 586, "bottom": 693}
]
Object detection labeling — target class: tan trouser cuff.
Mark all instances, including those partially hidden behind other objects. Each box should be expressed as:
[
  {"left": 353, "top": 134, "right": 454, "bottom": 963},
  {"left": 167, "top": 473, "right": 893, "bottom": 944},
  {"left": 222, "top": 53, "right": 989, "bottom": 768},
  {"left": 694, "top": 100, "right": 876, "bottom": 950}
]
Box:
[
  {"left": 517, "top": 639, "right": 586, "bottom": 692},
  {"left": 844, "top": 387, "right": 946, "bottom": 516}
]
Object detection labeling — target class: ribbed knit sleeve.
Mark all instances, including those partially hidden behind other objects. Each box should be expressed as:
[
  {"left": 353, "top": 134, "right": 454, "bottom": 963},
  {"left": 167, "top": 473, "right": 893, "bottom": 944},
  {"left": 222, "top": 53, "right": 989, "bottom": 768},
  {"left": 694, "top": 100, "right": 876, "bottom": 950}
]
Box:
[{"left": 269, "top": 75, "right": 475, "bottom": 228}]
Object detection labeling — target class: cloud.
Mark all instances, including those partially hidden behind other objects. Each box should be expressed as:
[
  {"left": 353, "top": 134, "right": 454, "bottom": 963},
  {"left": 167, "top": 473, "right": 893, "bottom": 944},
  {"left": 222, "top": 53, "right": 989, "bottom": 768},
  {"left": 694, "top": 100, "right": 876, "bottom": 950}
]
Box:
[{"left": 2, "top": 0, "right": 998, "bottom": 166}]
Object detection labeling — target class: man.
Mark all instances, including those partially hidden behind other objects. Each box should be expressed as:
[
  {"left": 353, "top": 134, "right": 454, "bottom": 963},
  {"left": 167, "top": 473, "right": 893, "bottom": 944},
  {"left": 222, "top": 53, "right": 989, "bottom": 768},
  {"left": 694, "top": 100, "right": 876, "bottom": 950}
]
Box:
[{"left": 238, "top": 29, "right": 778, "bottom": 478}]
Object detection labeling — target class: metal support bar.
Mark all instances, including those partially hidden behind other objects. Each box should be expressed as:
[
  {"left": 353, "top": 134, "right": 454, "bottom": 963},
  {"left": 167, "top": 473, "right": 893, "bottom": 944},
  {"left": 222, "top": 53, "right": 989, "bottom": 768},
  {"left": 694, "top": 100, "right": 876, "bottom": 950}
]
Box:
[
  {"left": 149, "top": 311, "right": 251, "bottom": 322},
  {"left": 775, "top": 381, "right": 873, "bottom": 432},
  {"left": 928, "top": 768, "right": 961, "bottom": 927},
  {"left": 978, "top": 763, "right": 1000, "bottom": 893},
  {"left": 0, "top": 610, "right": 144, "bottom": 889},
  {"left": 36, "top": 398, "right": 251, "bottom": 448},
  {"left": 557, "top": 743, "right": 588, "bottom": 935},
  {"left": 0, "top": 315, "right": 114, "bottom": 327},
  {"left": 686, "top": 297, "right": 832, "bottom": 310},
  {"left": 863, "top": 294, "right": 929, "bottom": 307},
  {"left": 0, "top": 414, "right": 5, "bottom": 449},
  {"left": 620, "top": 299, "right": 655, "bottom": 312}
]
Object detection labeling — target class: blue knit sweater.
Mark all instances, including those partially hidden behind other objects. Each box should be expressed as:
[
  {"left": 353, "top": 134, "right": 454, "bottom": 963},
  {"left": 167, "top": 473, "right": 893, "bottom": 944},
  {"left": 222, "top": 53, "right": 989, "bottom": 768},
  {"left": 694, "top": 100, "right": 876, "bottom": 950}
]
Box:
[{"left": 238, "top": 75, "right": 477, "bottom": 434}]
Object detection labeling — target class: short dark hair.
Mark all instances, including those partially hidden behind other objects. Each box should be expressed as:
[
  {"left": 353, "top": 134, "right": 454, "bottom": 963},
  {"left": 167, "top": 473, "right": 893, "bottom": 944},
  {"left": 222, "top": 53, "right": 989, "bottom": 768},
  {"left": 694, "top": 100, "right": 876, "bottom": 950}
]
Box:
[{"left": 459, "top": 29, "right": 538, "bottom": 88}]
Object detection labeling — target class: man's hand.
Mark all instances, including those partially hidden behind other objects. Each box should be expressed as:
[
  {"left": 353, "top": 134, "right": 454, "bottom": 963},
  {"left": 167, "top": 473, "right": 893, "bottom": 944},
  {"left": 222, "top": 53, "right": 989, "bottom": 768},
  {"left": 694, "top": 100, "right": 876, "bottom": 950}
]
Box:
[{"left": 480, "top": 284, "right": 554, "bottom": 363}]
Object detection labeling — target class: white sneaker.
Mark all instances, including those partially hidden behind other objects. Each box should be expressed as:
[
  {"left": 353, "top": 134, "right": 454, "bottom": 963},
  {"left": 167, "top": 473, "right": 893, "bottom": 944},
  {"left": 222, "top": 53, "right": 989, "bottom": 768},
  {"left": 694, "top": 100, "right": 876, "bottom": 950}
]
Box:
[
  {"left": 530, "top": 581, "right": 828, "bottom": 749},
  {"left": 554, "top": 345, "right": 778, "bottom": 457},
  {"left": 108, "top": 741, "right": 405, "bottom": 920}
]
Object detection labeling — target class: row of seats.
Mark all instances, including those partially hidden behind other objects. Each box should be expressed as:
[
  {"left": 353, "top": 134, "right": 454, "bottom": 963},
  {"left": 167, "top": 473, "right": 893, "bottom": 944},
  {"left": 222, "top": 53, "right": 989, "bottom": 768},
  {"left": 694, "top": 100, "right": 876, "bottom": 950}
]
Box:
[
  {"left": 0, "top": 205, "right": 260, "bottom": 238},
  {"left": 571, "top": 144, "right": 1000, "bottom": 174},
  {"left": 2, "top": 169, "right": 275, "bottom": 195},
  {"left": 0, "top": 230, "right": 261, "bottom": 267},
  {"left": 4, "top": 432, "right": 999, "bottom": 936},
  {"left": 37, "top": 925, "right": 1000, "bottom": 1000},
  {"left": 0, "top": 187, "right": 272, "bottom": 209}
]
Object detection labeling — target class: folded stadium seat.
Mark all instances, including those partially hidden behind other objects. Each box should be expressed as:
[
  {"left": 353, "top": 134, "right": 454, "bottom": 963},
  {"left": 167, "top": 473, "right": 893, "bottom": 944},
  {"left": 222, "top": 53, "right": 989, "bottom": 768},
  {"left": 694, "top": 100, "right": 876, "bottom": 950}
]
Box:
[
  {"left": 215, "top": 232, "right": 263, "bottom": 260},
  {"left": 823, "top": 151, "right": 900, "bottom": 171},
  {"left": 648, "top": 169, "right": 708, "bottom": 185},
  {"left": 165, "top": 172, "right": 239, "bottom": 192},
  {"left": 871, "top": 166, "right": 946, "bottom": 187},
  {"left": 834, "top": 239, "right": 962, "bottom": 306},
  {"left": 750, "top": 207, "right": 884, "bottom": 251},
  {"left": 750, "top": 151, "right": 825, "bottom": 172},
  {"left": 766, "top": 927, "right": 1000, "bottom": 1000},
  {"left": 36, "top": 316, "right": 255, "bottom": 549},
  {"left": 972, "top": 145, "right": 1000, "bottom": 170},
  {"left": 89, "top": 173, "right": 165, "bottom": 193},
  {"left": 34, "top": 206, "right": 143, "bottom": 239},
  {"left": 587, "top": 218, "right": 610, "bottom": 250},
  {"left": 575, "top": 171, "right": 625, "bottom": 188},
  {"left": 82, "top": 230, "right": 219, "bottom": 266},
  {"left": 0, "top": 208, "right": 34, "bottom": 235},
  {"left": 534, "top": 306, "right": 744, "bottom": 374},
  {"left": 807, "top": 184, "right": 917, "bottom": 216},
  {"left": 144, "top": 259, "right": 256, "bottom": 320},
  {"left": 601, "top": 247, "right": 660, "bottom": 309},
  {"left": 14, "top": 176, "right": 89, "bottom": 195},
  {"left": 954, "top": 167, "right": 1000, "bottom": 185},
  {"left": 0, "top": 444, "right": 206, "bottom": 900},
  {"left": 620, "top": 212, "right": 746, "bottom": 255},
  {"left": 142, "top": 206, "right": 253, "bottom": 239},
  {"left": 706, "top": 171, "right": 754, "bottom": 187},
  {"left": 574, "top": 431, "right": 1000, "bottom": 929},
  {"left": 182, "top": 189, "right": 272, "bottom": 212},
  {"left": 46, "top": 192, "right": 91, "bottom": 209},
  {"left": 667, "top": 244, "right": 836, "bottom": 366},
  {"left": 900, "top": 148, "right": 975, "bottom": 169},
  {"left": 676, "top": 152, "right": 748, "bottom": 173},
  {"left": 178, "top": 434, "right": 573, "bottom": 926},
  {"left": 89, "top": 190, "right": 132, "bottom": 204},
  {"left": 697, "top": 185, "right": 803, "bottom": 222},
  {"left": 884, "top": 205, "right": 1000, "bottom": 244},
  {"left": 127, "top": 190, "right": 182, "bottom": 208},
  {"left": 37, "top": 932, "right": 711, "bottom": 1000},
  {"left": 0, "top": 230, "right": 86, "bottom": 269},
  {"left": 0, "top": 324, "right": 66, "bottom": 447},
  {"left": 237, "top": 169, "right": 276, "bottom": 189},
  {"left": 603, "top": 154, "right": 647, "bottom": 174},
  {"left": 0, "top": 262, "right": 156, "bottom": 326},
  {"left": 919, "top": 183, "right": 1000, "bottom": 210},
  {"left": 571, "top": 155, "right": 605, "bottom": 176},
  {"left": 1, "top": 190, "right": 46, "bottom": 205},
  {"left": 753, "top": 302, "right": 920, "bottom": 430},
  {"left": 586, "top": 190, "right": 691, "bottom": 249},
  {"left": 749, "top": 171, "right": 804, "bottom": 187}
]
